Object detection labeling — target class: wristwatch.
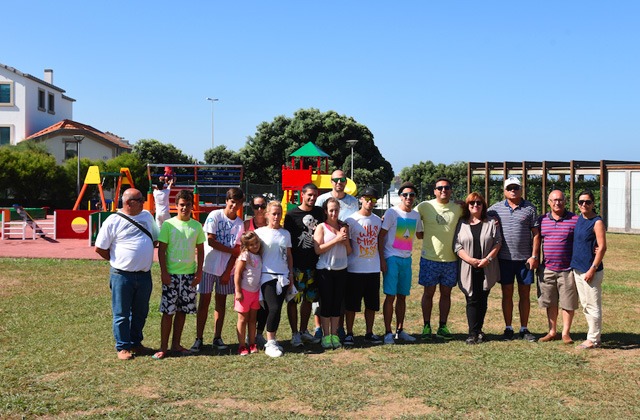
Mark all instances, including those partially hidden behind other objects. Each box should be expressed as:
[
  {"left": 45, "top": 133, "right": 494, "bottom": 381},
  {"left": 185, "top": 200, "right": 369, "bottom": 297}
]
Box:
[
  {"left": 531, "top": 256, "right": 539, "bottom": 260},
  {"left": 487, "top": 256, "right": 493, "bottom": 262}
]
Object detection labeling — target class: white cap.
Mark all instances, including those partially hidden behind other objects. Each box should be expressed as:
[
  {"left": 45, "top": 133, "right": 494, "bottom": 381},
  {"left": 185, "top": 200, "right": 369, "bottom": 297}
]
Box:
[{"left": 504, "top": 177, "right": 521, "bottom": 188}]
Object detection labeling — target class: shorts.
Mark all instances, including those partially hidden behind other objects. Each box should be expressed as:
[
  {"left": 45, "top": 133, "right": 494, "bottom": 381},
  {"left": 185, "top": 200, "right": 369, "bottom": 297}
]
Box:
[
  {"left": 198, "top": 272, "right": 235, "bottom": 295},
  {"left": 418, "top": 258, "right": 458, "bottom": 288},
  {"left": 537, "top": 268, "right": 579, "bottom": 310},
  {"left": 498, "top": 259, "right": 534, "bottom": 286},
  {"left": 160, "top": 274, "right": 197, "bottom": 315},
  {"left": 291, "top": 267, "right": 319, "bottom": 304},
  {"left": 345, "top": 272, "right": 380, "bottom": 312},
  {"left": 234, "top": 288, "right": 261, "bottom": 312},
  {"left": 382, "top": 256, "right": 412, "bottom": 296}
]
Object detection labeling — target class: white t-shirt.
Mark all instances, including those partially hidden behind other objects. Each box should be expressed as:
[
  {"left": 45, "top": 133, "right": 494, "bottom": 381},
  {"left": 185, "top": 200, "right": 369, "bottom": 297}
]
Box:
[
  {"left": 238, "top": 250, "right": 262, "bottom": 292},
  {"left": 202, "top": 209, "right": 244, "bottom": 276},
  {"left": 316, "top": 192, "right": 359, "bottom": 221},
  {"left": 381, "top": 206, "right": 423, "bottom": 259},
  {"left": 346, "top": 212, "right": 382, "bottom": 273},
  {"left": 95, "top": 210, "right": 158, "bottom": 272},
  {"left": 153, "top": 187, "right": 171, "bottom": 215},
  {"left": 255, "top": 227, "right": 291, "bottom": 284}
]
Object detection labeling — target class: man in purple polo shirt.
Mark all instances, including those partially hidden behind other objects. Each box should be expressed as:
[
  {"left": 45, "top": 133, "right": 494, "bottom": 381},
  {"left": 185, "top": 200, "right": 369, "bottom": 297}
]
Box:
[{"left": 536, "top": 190, "right": 579, "bottom": 344}]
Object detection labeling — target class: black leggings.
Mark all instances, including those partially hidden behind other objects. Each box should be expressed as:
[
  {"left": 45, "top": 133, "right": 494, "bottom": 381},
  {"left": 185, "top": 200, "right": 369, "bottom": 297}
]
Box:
[
  {"left": 465, "top": 269, "right": 490, "bottom": 335},
  {"left": 261, "top": 279, "right": 286, "bottom": 333},
  {"left": 317, "top": 268, "right": 347, "bottom": 317}
]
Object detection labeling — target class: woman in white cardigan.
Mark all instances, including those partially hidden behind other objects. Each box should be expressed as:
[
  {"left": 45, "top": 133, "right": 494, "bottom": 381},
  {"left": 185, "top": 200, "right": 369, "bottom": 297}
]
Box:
[{"left": 454, "top": 192, "right": 502, "bottom": 345}]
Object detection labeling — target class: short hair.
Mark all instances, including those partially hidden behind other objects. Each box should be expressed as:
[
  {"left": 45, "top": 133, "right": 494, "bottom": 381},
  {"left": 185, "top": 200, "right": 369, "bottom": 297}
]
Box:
[
  {"left": 461, "top": 192, "right": 488, "bottom": 221},
  {"left": 435, "top": 177, "right": 452, "bottom": 188},
  {"left": 226, "top": 187, "right": 245, "bottom": 201},
  {"left": 301, "top": 183, "right": 318, "bottom": 194},
  {"left": 175, "top": 189, "right": 194, "bottom": 205}
]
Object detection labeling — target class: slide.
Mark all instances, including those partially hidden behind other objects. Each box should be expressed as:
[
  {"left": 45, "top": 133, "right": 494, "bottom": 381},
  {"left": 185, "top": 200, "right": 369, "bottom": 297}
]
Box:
[{"left": 311, "top": 174, "right": 357, "bottom": 196}]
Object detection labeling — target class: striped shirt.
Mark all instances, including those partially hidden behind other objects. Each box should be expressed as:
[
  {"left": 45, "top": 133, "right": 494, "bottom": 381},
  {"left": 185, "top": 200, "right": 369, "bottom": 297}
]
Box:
[
  {"left": 539, "top": 211, "right": 578, "bottom": 272},
  {"left": 487, "top": 199, "right": 539, "bottom": 261}
]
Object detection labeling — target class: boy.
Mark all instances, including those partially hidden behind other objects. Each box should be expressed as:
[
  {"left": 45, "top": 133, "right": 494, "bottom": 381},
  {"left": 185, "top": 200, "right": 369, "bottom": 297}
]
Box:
[{"left": 153, "top": 189, "right": 205, "bottom": 359}]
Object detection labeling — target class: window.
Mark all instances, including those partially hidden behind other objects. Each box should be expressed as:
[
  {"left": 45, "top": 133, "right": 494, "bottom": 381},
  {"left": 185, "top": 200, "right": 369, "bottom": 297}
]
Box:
[
  {"left": 64, "top": 141, "right": 78, "bottom": 160},
  {"left": 48, "top": 92, "right": 55, "bottom": 113},
  {"left": 38, "top": 89, "right": 46, "bottom": 111},
  {"left": 0, "top": 127, "right": 11, "bottom": 145},
  {"left": 0, "top": 81, "right": 13, "bottom": 106}
]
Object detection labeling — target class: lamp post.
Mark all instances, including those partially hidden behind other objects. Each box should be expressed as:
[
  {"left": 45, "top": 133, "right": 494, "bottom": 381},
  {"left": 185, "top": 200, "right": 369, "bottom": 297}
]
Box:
[
  {"left": 206, "top": 97, "right": 219, "bottom": 149},
  {"left": 73, "top": 135, "right": 84, "bottom": 196},
  {"left": 346, "top": 139, "right": 358, "bottom": 181}
]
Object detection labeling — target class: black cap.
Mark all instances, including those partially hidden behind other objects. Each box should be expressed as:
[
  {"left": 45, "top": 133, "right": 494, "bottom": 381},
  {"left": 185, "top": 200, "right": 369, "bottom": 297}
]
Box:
[
  {"left": 359, "top": 186, "right": 380, "bottom": 199},
  {"left": 398, "top": 181, "right": 417, "bottom": 195}
]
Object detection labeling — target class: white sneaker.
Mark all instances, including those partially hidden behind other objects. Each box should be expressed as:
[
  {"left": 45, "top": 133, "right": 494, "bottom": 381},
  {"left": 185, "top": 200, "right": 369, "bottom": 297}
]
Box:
[
  {"left": 395, "top": 330, "right": 416, "bottom": 342},
  {"left": 265, "top": 340, "right": 283, "bottom": 358},
  {"left": 291, "top": 332, "right": 304, "bottom": 347},
  {"left": 255, "top": 333, "right": 267, "bottom": 349},
  {"left": 383, "top": 332, "right": 395, "bottom": 345},
  {"left": 301, "top": 330, "right": 321, "bottom": 344}
]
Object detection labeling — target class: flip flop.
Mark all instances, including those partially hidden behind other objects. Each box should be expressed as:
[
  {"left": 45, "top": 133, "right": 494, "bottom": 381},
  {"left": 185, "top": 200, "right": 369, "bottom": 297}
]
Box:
[
  {"left": 152, "top": 351, "right": 168, "bottom": 360},
  {"left": 576, "top": 343, "right": 594, "bottom": 350}
]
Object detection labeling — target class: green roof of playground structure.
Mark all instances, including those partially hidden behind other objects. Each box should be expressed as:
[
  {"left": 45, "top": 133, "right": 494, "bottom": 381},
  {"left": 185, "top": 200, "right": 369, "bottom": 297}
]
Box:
[{"left": 290, "top": 142, "right": 330, "bottom": 158}]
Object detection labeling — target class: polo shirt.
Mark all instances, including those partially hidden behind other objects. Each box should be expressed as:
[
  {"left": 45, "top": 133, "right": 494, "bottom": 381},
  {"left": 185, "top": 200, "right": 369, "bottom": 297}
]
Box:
[
  {"left": 487, "top": 199, "right": 539, "bottom": 261},
  {"left": 539, "top": 211, "right": 578, "bottom": 272}
]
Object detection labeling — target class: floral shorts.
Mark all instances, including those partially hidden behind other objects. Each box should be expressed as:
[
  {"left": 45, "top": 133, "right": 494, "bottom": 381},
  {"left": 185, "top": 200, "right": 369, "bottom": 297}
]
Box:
[{"left": 160, "top": 274, "right": 197, "bottom": 315}]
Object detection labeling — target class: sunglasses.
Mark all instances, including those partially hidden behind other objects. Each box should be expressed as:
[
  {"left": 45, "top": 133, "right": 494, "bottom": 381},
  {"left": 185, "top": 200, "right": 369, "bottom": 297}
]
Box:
[
  {"left": 400, "top": 192, "right": 416, "bottom": 198},
  {"left": 332, "top": 177, "right": 347, "bottom": 183},
  {"left": 578, "top": 200, "right": 593, "bottom": 206},
  {"left": 363, "top": 197, "right": 377, "bottom": 204},
  {"left": 468, "top": 201, "right": 483, "bottom": 207},
  {"left": 506, "top": 185, "right": 521, "bottom": 191},
  {"left": 252, "top": 203, "right": 267, "bottom": 210},
  {"left": 435, "top": 185, "right": 452, "bottom": 191},
  {"left": 128, "top": 197, "right": 144, "bottom": 203}
]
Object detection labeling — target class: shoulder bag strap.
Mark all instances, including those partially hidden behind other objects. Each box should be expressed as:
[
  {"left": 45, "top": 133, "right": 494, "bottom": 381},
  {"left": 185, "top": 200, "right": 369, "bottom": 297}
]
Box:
[{"left": 116, "top": 212, "right": 153, "bottom": 241}]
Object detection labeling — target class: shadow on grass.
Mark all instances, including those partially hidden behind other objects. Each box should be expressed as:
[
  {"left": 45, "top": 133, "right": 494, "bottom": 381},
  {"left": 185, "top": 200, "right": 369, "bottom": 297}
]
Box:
[{"left": 600, "top": 332, "right": 640, "bottom": 350}]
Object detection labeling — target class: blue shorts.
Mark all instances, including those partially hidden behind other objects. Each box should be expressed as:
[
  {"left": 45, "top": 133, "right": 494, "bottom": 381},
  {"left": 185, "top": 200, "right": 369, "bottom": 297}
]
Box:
[
  {"left": 418, "top": 258, "right": 458, "bottom": 288},
  {"left": 197, "top": 272, "right": 235, "bottom": 295},
  {"left": 383, "top": 256, "right": 412, "bottom": 296},
  {"left": 498, "top": 259, "right": 534, "bottom": 286}
]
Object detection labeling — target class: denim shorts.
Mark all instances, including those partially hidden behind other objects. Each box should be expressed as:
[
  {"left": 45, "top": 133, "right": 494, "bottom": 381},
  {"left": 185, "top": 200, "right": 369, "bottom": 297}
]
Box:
[{"left": 418, "top": 258, "right": 458, "bottom": 288}]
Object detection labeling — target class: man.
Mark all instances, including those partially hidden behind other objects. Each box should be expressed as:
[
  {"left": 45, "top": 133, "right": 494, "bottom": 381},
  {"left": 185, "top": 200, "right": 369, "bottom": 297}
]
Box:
[
  {"left": 95, "top": 188, "right": 159, "bottom": 360},
  {"left": 487, "top": 177, "right": 540, "bottom": 341},
  {"left": 416, "top": 177, "right": 462, "bottom": 340},
  {"left": 316, "top": 169, "right": 359, "bottom": 221},
  {"left": 153, "top": 177, "right": 174, "bottom": 229},
  {"left": 283, "top": 183, "right": 325, "bottom": 347},
  {"left": 537, "top": 190, "right": 579, "bottom": 344},
  {"left": 190, "top": 188, "right": 245, "bottom": 352},
  {"left": 379, "top": 181, "right": 423, "bottom": 344},
  {"left": 344, "top": 186, "right": 384, "bottom": 345}
]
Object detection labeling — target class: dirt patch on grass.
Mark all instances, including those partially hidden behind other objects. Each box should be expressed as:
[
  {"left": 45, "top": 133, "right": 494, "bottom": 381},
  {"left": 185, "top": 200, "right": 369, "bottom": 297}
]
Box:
[
  {"left": 349, "top": 392, "right": 436, "bottom": 419},
  {"left": 0, "top": 276, "right": 24, "bottom": 297}
]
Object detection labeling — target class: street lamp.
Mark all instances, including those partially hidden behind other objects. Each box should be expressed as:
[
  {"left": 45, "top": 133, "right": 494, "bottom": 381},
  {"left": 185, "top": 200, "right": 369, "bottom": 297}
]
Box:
[
  {"left": 206, "top": 97, "right": 219, "bottom": 149},
  {"left": 346, "top": 139, "right": 358, "bottom": 180},
  {"left": 73, "top": 135, "right": 84, "bottom": 196}
]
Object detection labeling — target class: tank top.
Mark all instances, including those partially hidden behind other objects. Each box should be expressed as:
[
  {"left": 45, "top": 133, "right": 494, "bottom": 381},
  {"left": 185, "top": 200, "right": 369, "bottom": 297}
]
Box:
[
  {"left": 570, "top": 215, "right": 603, "bottom": 273},
  {"left": 316, "top": 223, "right": 348, "bottom": 270}
]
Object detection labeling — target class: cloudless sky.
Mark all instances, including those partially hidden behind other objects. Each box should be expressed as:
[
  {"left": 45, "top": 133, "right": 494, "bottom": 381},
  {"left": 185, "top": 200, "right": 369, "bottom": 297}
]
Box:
[{"left": 5, "top": 1, "right": 639, "bottom": 174}]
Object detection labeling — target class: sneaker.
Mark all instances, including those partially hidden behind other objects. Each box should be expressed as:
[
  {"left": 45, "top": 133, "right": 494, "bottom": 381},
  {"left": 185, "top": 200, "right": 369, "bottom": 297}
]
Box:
[
  {"left": 436, "top": 325, "right": 453, "bottom": 340},
  {"left": 337, "top": 326, "right": 346, "bottom": 341},
  {"left": 343, "top": 334, "right": 355, "bottom": 346},
  {"left": 255, "top": 333, "right": 267, "bottom": 349},
  {"left": 421, "top": 325, "right": 433, "bottom": 340},
  {"left": 321, "top": 335, "right": 333, "bottom": 349},
  {"left": 383, "top": 332, "right": 395, "bottom": 345},
  {"left": 249, "top": 344, "right": 258, "bottom": 354},
  {"left": 264, "top": 340, "right": 283, "bottom": 358},
  {"left": 301, "top": 330, "right": 321, "bottom": 344},
  {"left": 519, "top": 329, "right": 536, "bottom": 342},
  {"left": 290, "top": 332, "right": 304, "bottom": 348},
  {"left": 395, "top": 329, "right": 416, "bottom": 342},
  {"left": 476, "top": 331, "right": 486, "bottom": 344},
  {"left": 502, "top": 328, "right": 515, "bottom": 341},
  {"left": 364, "top": 333, "right": 383, "bottom": 344},
  {"left": 213, "top": 338, "right": 228, "bottom": 350},
  {"left": 314, "top": 327, "right": 323, "bottom": 341},
  {"left": 331, "top": 335, "right": 342, "bottom": 349},
  {"left": 465, "top": 335, "right": 477, "bottom": 345},
  {"left": 238, "top": 345, "right": 249, "bottom": 356},
  {"left": 190, "top": 338, "right": 203, "bottom": 353}
]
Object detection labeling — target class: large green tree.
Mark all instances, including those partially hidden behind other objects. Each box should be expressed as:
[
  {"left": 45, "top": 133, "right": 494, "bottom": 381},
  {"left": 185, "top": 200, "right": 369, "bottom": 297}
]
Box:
[
  {"left": 204, "top": 145, "right": 242, "bottom": 165},
  {"left": 399, "top": 161, "right": 467, "bottom": 201},
  {"left": 240, "top": 108, "right": 394, "bottom": 186},
  {"left": 132, "top": 139, "right": 195, "bottom": 165}
]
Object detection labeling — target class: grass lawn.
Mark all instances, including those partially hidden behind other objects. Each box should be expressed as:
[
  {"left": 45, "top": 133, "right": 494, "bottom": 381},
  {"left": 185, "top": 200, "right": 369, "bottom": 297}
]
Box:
[{"left": 1, "top": 234, "right": 639, "bottom": 418}]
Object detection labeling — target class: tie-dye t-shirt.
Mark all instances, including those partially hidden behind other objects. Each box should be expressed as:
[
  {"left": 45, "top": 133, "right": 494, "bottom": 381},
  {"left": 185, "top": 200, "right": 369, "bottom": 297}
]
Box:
[{"left": 381, "top": 206, "right": 423, "bottom": 259}]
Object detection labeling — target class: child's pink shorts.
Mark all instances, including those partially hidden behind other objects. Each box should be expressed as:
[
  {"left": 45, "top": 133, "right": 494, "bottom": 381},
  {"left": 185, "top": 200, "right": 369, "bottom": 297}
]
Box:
[{"left": 234, "top": 288, "right": 261, "bottom": 312}]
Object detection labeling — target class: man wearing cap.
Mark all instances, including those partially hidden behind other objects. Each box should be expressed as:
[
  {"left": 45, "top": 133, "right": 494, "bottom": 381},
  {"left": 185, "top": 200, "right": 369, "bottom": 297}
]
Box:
[
  {"left": 487, "top": 177, "right": 541, "bottom": 341},
  {"left": 343, "top": 186, "right": 384, "bottom": 345},
  {"left": 379, "top": 181, "right": 423, "bottom": 344},
  {"left": 316, "top": 169, "right": 359, "bottom": 221},
  {"left": 536, "top": 190, "right": 579, "bottom": 344},
  {"left": 416, "top": 177, "right": 463, "bottom": 341}
]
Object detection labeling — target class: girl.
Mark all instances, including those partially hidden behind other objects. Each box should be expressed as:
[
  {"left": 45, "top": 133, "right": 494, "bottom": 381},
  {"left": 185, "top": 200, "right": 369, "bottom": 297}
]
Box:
[
  {"left": 234, "top": 231, "right": 263, "bottom": 355},
  {"left": 314, "top": 197, "right": 352, "bottom": 349}
]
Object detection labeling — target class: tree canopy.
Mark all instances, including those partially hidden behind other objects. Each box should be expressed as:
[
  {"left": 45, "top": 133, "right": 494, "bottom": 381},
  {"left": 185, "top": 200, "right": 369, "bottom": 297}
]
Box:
[
  {"left": 399, "top": 161, "right": 467, "bottom": 201},
  {"left": 133, "top": 139, "right": 194, "bottom": 165}
]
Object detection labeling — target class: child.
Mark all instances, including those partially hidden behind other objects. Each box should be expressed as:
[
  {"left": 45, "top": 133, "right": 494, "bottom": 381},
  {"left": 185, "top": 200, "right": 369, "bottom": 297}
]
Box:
[
  {"left": 233, "top": 231, "right": 263, "bottom": 355},
  {"left": 153, "top": 189, "right": 205, "bottom": 359},
  {"left": 153, "top": 177, "right": 174, "bottom": 229}
]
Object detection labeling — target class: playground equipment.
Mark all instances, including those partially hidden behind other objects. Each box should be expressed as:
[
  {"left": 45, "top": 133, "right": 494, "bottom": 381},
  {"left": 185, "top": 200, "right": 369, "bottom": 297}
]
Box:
[
  {"left": 1, "top": 206, "right": 56, "bottom": 240},
  {"left": 73, "top": 166, "right": 135, "bottom": 211},
  {"left": 281, "top": 142, "right": 357, "bottom": 215}
]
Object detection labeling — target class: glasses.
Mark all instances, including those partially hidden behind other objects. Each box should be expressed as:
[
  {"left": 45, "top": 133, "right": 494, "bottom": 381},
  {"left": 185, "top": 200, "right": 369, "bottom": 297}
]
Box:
[
  {"left": 435, "top": 185, "right": 452, "bottom": 191},
  {"left": 468, "top": 201, "right": 483, "bottom": 207},
  {"left": 252, "top": 203, "right": 267, "bottom": 210},
  {"left": 331, "top": 177, "right": 347, "bottom": 183},
  {"left": 578, "top": 200, "right": 593, "bottom": 206},
  {"left": 128, "top": 197, "right": 144, "bottom": 203},
  {"left": 506, "top": 185, "right": 521, "bottom": 191},
  {"left": 363, "top": 197, "right": 377, "bottom": 204},
  {"left": 400, "top": 192, "right": 416, "bottom": 198}
]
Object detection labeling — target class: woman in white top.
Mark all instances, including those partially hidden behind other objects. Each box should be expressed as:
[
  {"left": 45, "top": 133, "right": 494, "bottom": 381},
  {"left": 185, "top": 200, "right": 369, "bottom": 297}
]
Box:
[
  {"left": 314, "top": 197, "right": 352, "bottom": 349},
  {"left": 254, "top": 201, "right": 293, "bottom": 358}
]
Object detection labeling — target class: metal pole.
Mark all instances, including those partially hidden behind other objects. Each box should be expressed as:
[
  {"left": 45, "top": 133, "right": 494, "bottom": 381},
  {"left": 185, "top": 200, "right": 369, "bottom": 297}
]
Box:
[
  {"left": 346, "top": 139, "right": 358, "bottom": 180},
  {"left": 73, "top": 135, "right": 84, "bottom": 197},
  {"left": 206, "top": 98, "right": 218, "bottom": 149}
]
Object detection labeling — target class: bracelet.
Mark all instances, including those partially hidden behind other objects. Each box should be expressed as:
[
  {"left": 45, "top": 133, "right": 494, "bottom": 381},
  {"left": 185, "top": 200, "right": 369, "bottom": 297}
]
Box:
[
  {"left": 591, "top": 264, "right": 598, "bottom": 270},
  {"left": 487, "top": 256, "right": 493, "bottom": 262}
]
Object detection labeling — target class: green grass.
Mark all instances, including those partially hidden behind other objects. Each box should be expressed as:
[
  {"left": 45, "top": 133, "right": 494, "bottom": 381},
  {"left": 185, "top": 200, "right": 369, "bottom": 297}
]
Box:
[{"left": 1, "top": 235, "right": 640, "bottom": 418}]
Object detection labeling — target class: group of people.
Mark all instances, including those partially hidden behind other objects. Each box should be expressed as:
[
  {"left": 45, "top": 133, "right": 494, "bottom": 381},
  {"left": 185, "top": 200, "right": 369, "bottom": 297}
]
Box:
[{"left": 94, "top": 171, "right": 606, "bottom": 361}]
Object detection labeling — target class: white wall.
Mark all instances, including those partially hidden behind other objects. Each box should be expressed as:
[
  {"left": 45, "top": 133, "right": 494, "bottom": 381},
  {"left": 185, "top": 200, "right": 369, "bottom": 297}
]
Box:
[{"left": 40, "top": 134, "right": 117, "bottom": 164}]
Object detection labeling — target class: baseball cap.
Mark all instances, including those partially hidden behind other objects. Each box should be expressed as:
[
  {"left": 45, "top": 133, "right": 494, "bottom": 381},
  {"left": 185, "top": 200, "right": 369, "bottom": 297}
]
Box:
[
  {"left": 504, "top": 177, "right": 521, "bottom": 188},
  {"left": 398, "top": 181, "right": 417, "bottom": 195},
  {"left": 359, "top": 186, "right": 380, "bottom": 199}
]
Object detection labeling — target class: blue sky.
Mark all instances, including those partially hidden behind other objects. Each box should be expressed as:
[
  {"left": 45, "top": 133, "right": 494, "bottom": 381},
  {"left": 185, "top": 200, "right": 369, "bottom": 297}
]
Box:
[{"left": 5, "top": 1, "right": 639, "bottom": 174}]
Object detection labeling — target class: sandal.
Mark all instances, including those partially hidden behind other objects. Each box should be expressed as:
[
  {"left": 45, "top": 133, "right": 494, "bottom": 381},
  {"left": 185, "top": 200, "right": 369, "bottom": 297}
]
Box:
[
  {"left": 152, "top": 351, "right": 168, "bottom": 360},
  {"left": 576, "top": 340, "right": 596, "bottom": 350}
]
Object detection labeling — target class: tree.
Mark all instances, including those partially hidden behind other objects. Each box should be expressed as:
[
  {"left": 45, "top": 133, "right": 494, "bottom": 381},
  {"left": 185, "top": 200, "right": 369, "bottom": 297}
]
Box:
[
  {"left": 132, "top": 139, "right": 195, "bottom": 165},
  {"left": 240, "top": 108, "right": 394, "bottom": 186},
  {"left": 399, "top": 161, "right": 467, "bottom": 201},
  {"left": 104, "top": 153, "right": 148, "bottom": 193},
  {"left": 204, "top": 145, "right": 242, "bottom": 165}
]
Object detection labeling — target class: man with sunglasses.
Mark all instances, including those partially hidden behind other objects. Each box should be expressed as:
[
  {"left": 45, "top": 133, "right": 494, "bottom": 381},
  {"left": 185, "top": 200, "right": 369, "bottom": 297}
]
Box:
[
  {"left": 487, "top": 177, "right": 540, "bottom": 341},
  {"left": 95, "top": 188, "right": 159, "bottom": 360},
  {"left": 316, "top": 170, "right": 359, "bottom": 221},
  {"left": 379, "top": 182, "right": 423, "bottom": 344},
  {"left": 416, "top": 177, "right": 463, "bottom": 341},
  {"left": 283, "top": 183, "right": 326, "bottom": 347}
]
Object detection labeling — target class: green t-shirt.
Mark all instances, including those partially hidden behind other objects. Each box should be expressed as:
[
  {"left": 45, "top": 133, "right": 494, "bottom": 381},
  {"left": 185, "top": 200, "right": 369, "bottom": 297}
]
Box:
[
  {"left": 416, "top": 199, "right": 462, "bottom": 262},
  {"left": 158, "top": 217, "right": 206, "bottom": 274}
]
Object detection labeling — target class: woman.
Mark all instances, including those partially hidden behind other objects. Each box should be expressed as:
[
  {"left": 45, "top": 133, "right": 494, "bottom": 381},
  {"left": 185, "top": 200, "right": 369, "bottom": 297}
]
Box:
[
  {"left": 245, "top": 195, "right": 268, "bottom": 348},
  {"left": 454, "top": 192, "right": 501, "bottom": 345},
  {"left": 314, "top": 197, "right": 352, "bottom": 349},
  {"left": 254, "top": 201, "right": 294, "bottom": 358},
  {"left": 570, "top": 190, "right": 607, "bottom": 349}
]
